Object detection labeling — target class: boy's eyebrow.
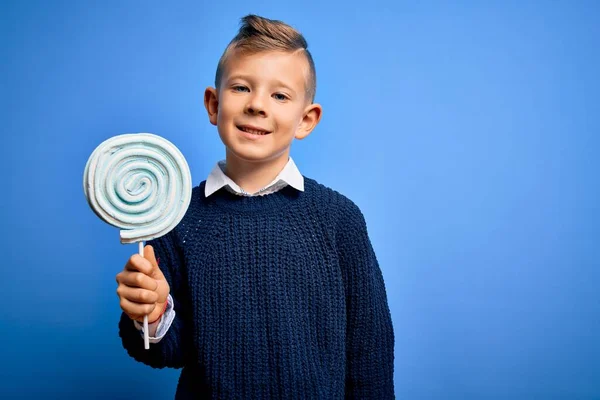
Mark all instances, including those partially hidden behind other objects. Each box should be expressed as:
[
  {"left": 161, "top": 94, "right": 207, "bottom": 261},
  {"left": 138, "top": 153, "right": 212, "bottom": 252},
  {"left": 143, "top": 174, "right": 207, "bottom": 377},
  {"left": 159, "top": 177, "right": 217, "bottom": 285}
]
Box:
[
  {"left": 226, "top": 73, "right": 252, "bottom": 82},
  {"left": 226, "top": 74, "right": 298, "bottom": 95},
  {"left": 271, "top": 79, "right": 298, "bottom": 95}
]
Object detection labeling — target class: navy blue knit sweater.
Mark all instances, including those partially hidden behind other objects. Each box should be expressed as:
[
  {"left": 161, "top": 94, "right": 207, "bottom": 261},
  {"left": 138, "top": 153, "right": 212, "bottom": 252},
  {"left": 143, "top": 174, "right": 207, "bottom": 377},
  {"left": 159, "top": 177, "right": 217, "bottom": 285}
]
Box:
[{"left": 119, "top": 177, "right": 395, "bottom": 399}]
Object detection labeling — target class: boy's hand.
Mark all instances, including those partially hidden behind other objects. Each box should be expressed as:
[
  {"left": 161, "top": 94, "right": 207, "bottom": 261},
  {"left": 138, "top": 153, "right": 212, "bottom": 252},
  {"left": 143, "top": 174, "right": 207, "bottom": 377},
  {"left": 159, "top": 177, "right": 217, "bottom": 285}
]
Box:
[{"left": 116, "top": 245, "right": 170, "bottom": 323}]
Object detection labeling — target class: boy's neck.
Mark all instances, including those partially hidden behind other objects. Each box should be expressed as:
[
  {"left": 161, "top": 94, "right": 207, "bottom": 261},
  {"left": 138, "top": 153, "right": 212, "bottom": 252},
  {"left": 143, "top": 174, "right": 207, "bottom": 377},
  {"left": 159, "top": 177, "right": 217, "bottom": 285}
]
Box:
[{"left": 223, "top": 149, "right": 290, "bottom": 195}]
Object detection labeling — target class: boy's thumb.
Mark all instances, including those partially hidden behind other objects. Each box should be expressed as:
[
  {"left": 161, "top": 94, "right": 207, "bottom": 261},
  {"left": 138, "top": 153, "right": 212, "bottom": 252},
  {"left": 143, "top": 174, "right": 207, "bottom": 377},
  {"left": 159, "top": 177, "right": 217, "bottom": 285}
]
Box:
[
  {"left": 143, "top": 244, "right": 170, "bottom": 299},
  {"left": 143, "top": 245, "right": 159, "bottom": 270}
]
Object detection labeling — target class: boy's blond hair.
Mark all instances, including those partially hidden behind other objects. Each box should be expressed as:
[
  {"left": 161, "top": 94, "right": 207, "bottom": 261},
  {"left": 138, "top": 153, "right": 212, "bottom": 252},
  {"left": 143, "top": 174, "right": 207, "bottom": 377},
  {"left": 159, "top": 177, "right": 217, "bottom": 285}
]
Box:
[{"left": 215, "top": 14, "right": 317, "bottom": 103}]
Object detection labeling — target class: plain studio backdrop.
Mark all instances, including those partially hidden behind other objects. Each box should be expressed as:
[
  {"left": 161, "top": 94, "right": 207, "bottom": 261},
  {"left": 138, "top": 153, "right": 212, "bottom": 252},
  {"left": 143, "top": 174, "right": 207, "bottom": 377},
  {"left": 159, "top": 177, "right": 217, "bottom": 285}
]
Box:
[{"left": 1, "top": 1, "right": 599, "bottom": 399}]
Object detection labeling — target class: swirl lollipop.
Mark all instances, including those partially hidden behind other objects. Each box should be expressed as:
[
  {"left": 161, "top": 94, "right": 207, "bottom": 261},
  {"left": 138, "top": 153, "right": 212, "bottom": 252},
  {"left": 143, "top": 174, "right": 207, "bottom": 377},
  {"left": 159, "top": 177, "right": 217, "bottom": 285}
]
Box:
[{"left": 83, "top": 133, "right": 192, "bottom": 349}]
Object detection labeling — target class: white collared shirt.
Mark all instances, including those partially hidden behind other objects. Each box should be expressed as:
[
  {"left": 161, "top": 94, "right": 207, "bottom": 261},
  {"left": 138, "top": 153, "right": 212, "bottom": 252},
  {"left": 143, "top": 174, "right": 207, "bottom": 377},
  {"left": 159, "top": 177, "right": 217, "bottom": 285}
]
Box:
[
  {"left": 204, "top": 157, "right": 304, "bottom": 197},
  {"left": 135, "top": 157, "right": 304, "bottom": 341}
]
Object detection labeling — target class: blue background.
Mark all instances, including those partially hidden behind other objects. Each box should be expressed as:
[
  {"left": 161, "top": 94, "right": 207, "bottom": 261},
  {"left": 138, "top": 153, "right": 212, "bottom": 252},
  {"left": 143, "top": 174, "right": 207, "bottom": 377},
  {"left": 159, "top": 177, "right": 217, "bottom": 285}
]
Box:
[{"left": 2, "top": 1, "right": 599, "bottom": 399}]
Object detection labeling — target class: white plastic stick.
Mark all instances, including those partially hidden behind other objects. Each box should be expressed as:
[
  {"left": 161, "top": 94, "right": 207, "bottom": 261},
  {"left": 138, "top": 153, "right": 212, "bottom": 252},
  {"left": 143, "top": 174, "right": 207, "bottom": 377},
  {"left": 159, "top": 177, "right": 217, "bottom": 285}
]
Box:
[{"left": 140, "top": 241, "right": 150, "bottom": 350}]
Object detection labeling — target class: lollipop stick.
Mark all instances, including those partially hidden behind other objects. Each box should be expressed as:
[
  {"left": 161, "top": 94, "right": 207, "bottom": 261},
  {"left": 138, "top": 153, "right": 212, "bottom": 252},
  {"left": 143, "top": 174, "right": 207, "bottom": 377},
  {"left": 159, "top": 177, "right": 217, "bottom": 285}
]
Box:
[{"left": 139, "top": 241, "right": 150, "bottom": 350}]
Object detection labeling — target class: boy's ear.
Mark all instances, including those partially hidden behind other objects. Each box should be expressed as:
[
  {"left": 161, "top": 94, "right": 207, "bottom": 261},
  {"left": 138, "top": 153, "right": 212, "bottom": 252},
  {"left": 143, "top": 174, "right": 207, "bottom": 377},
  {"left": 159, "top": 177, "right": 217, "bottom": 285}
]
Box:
[
  {"left": 295, "top": 103, "right": 323, "bottom": 140},
  {"left": 204, "top": 87, "right": 219, "bottom": 126}
]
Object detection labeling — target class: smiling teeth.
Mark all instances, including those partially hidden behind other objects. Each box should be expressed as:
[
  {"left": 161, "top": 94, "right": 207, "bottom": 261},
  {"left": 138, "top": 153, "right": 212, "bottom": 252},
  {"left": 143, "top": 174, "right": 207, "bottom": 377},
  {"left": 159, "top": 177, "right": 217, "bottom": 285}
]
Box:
[{"left": 241, "top": 127, "right": 267, "bottom": 135}]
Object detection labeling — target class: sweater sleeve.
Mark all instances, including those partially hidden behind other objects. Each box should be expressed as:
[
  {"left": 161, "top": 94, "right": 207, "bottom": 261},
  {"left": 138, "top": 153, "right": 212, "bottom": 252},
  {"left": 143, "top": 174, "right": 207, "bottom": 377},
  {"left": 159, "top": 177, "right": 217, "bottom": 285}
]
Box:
[
  {"left": 336, "top": 200, "right": 395, "bottom": 399},
  {"left": 118, "top": 229, "right": 195, "bottom": 369}
]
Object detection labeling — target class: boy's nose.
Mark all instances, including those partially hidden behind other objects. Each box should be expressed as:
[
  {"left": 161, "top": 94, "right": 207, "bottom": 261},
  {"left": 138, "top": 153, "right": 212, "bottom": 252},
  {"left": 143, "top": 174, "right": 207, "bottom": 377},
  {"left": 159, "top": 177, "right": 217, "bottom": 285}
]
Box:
[{"left": 244, "top": 96, "right": 267, "bottom": 117}]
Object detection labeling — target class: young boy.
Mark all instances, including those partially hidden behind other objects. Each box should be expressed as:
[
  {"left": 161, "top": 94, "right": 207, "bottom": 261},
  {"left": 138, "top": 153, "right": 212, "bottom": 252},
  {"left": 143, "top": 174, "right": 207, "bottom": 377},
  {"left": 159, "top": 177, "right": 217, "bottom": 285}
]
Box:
[{"left": 116, "top": 14, "right": 395, "bottom": 399}]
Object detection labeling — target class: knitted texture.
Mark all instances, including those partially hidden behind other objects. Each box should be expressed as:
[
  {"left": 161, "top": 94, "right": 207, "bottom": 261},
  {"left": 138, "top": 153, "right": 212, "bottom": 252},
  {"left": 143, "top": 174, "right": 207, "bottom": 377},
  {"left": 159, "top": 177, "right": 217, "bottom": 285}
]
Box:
[{"left": 118, "top": 177, "right": 395, "bottom": 399}]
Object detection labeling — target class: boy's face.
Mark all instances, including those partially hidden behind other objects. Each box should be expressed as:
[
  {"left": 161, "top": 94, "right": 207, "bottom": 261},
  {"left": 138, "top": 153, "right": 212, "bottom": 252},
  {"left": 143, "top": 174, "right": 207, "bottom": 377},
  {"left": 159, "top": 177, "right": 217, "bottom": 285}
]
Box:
[{"left": 204, "top": 50, "right": 321, "bottom": 165}]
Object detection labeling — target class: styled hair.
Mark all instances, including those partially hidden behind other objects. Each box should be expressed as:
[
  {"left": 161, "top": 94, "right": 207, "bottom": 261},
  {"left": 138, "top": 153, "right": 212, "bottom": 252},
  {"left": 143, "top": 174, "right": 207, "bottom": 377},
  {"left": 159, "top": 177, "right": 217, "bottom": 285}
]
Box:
[{"left": 215, "top": 14, "right": 317, "bottom": 103}]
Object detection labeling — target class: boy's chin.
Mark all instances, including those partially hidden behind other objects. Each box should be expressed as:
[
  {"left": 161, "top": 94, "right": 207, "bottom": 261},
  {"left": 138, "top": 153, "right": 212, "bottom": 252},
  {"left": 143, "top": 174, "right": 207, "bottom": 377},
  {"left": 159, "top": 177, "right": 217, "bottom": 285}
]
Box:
[{"left": 226, "top": 147, "right": 291, "bottom": 164}]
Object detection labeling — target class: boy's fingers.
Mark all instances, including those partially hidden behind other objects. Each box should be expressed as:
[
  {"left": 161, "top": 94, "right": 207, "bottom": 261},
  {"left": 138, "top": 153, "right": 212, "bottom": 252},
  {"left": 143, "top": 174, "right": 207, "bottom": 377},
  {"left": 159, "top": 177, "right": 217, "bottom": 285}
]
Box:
[
  {"left": 119, "top": 270, "right": 158, "bottom": 291},
  {"left": 125, "top": 254, "right": 153, "bottom": 275},
  {"left": 119, "top": 297, "right": 156, "bottom": 319},
  {"left": 117, "top": 286, "right": 159, "bottom": 304}
]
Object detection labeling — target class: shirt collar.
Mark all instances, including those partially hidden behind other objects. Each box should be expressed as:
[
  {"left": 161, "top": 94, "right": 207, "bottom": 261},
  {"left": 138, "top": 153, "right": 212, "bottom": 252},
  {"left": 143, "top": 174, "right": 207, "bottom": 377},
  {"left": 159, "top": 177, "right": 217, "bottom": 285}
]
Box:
[{"left": 204, "top": 157, "right": 304, "bottom": 197}]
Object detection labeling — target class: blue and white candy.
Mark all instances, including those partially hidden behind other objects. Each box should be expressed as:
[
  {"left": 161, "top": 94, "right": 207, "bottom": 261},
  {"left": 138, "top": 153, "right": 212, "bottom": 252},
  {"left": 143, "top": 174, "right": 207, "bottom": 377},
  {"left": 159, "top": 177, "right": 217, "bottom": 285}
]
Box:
[{"left": 83, "top": 133, "right": 192, "bottom": 244}]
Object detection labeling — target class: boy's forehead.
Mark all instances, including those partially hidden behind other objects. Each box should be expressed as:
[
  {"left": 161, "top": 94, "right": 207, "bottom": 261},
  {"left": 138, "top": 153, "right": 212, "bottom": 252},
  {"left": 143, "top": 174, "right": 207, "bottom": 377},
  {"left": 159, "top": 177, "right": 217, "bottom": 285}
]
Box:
[{"left": 222, "top": 49, "right": 309, "bottom": 88}]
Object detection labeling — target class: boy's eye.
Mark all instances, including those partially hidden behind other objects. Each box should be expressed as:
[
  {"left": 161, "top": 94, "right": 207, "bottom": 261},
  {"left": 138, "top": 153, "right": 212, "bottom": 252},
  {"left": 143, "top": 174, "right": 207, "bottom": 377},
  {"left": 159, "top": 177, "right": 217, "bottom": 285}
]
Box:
[
  {"left": 273, "top": 93, "right": 288, "bottom": 101},
  {"left": 232, "top": 85, "right": 249, "bottom": 92}
]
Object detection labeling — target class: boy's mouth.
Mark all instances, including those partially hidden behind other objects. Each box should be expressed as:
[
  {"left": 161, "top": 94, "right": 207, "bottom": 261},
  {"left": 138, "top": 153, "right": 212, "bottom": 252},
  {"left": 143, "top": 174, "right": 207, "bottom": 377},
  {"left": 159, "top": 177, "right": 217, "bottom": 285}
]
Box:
[{"left": 237, "top": 125, "right": 272, "bottom": 136}]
